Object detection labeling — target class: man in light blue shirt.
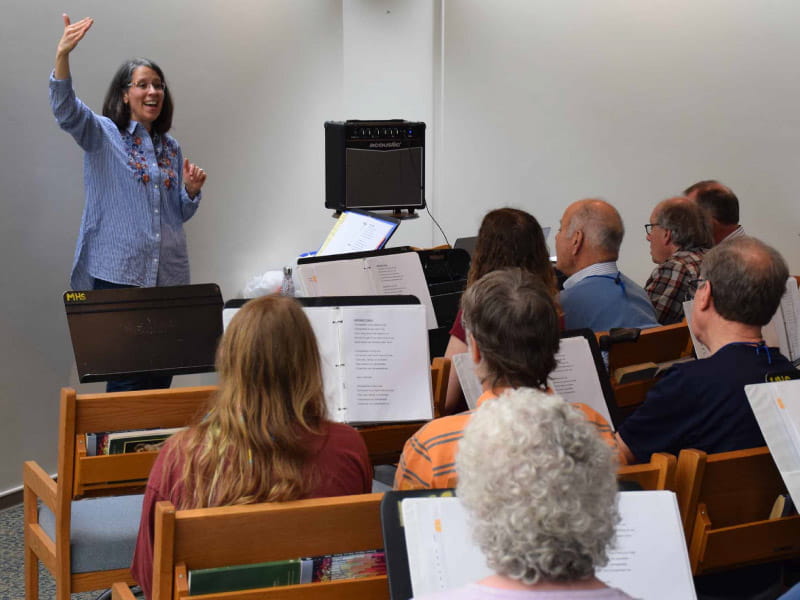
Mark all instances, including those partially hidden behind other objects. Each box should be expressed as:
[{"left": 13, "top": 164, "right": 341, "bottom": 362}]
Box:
[{"left": 555, "top": 199, "right": 658, "bottom": 332}]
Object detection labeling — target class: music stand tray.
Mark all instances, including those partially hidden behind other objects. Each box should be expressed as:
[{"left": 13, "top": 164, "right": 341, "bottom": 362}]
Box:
[{"left": 64, "top": 283, "right": 223, "bottom": 383}]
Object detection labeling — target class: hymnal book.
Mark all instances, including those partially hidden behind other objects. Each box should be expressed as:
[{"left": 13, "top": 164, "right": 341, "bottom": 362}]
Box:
[
  {"left": 453, "top": 331, "right": 618, "bottom": 428},
  {"left": 399, "top": 491, "right": 695, "bottom": 600},
  {"left": 745, "top": 380, "right": 800, "bottom": 505},
  {"left": 304, "top": 303, "right": 433, "bottom": 424},
  {"left": 296, "top": 251, "right": 438, "bottom": 329},
  {"left": 187, "top": 550, "right": 386, "bottom": 595},
  {"left": 86, "top": 427, "right": 184, "bottom": 456}
]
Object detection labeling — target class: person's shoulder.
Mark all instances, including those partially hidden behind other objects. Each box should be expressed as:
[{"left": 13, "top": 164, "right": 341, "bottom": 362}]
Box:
[
  {"left": 412, "top": 412, "right": 473, "bottom": 446},
  {"left": 324, "top": 421, "right": 365, "bottom": 444}
]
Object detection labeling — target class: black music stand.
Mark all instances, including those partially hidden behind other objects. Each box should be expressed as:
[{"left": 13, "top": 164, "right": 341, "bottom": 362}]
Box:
[{"left": 64, "top": 284, "right": 223, "bottom": 383}]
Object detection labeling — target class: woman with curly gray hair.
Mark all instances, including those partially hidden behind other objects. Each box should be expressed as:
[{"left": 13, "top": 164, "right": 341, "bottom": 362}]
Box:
[{"left": 418, "top": 388, "right": 633, "bottom": 599}]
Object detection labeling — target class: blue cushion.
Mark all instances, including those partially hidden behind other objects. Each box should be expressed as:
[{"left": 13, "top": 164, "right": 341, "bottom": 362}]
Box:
[{"left": 38, "top": 494, "right": 144, "bottom": 573}]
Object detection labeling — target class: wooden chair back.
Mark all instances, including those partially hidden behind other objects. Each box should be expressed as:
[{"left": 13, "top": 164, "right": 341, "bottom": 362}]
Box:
[
  {"left": 357, "top": 357, "right": 450, "bottom": 465},
  {"left": 617, "top": 452, "right": 676, "bottom": 491},
  {"left": 23, "top": 386, "right": 215, "bottom": 600},
  {"left": 598, "top": 322, "right": 693, "bottom": 418},
  {"left": 112, "top": 493, "right": 388, "bottom": 600},
  {"left": 674, "top": 446, "right": 800, "bottom": 574}
]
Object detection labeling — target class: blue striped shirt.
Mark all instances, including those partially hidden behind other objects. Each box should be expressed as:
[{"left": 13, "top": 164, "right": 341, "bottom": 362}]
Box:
[{"left": 49, "top": 73, "right": 201, "bottom": 290}]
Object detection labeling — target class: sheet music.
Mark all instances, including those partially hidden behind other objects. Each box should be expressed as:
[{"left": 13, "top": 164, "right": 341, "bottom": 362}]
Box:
[
  {"left": 452, "top": 353, "right": 483, "bottom": 410},
  {"left": 596, "top": 492, "right": 696, "bottom": 599},
  {"left": 304, "top": 306, "right": 348, "bottom": 420},
  {"left": 317, "top": 211, "right": 397, "bottom": 256},
  {"left": 295, "top": 253, "right": 438, "bottom": 329},
  {"left": 764, "top": 278, "right": 800, "bottom": 362},
  {"left": 682, "top": 300, "right": 711, "bottom": 359},
  {"left": 340, "top": 304, "right": 433, "bottom": 423},
  {"left": 401, "top": 492, "right": 695, "bottom": 600},
  {"left": 746, "top": 381, "right": 800, "bottom": 506},
  {"left": 548, "top": 336, "right": 614, "bottom": 427}
]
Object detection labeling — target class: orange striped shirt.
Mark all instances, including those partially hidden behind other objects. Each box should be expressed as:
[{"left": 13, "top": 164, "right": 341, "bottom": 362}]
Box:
[{"left": 393, "top": 390, "right": 619, "bottom": 491}]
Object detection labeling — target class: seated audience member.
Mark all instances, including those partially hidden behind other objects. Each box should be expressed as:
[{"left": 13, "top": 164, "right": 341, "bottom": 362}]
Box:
[
  {"left": 555, "top": 199, "right": 659, "bottom": 332},
  {"left": 617, "top": 237, "right": 793, "bottom": 463},
  {"left": 131, "top": 295, "right": 372, "bottom": 598},
  {"left": 645, "top": 197, "right": 712, "bottom": 325},
  {"left": 444, "top": 207, "right": 557, "bottom": 414},
  {"left": 684, "top": 179, "right": 745, "bottom": 245},
  {"left": 394, "top": 268, "right": 617, "bottom": 491},
  {"left": 416, "top": 390, "right": 633, "bottom": 600}
]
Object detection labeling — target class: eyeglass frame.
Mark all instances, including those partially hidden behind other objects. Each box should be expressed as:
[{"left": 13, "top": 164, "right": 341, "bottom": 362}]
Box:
[
  {"left": 644, "top": 223, "right": 660, "bottom": 235},
  {"left": 127, "top": 80, "right": 166, "bottom": 92}
]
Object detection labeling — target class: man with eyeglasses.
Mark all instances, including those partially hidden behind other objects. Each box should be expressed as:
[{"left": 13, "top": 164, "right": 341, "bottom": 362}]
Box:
[
  {"left": 617, "top": 236, "right": 794, "bottom": 465},
  {"left": 644, "top": 197, "right": 712, "bottom": 325}
]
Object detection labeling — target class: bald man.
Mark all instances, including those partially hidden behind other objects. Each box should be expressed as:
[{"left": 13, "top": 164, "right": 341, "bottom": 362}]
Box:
[
  {"left": 555, "top": 199, "right": 658, "bottom": 332},
  {"left": 645, "top": 197, "right": 711, "bottom": 325}
]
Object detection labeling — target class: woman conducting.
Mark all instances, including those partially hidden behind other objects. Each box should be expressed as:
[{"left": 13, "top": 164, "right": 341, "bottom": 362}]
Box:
[
  {"left": 51, "top": 15, "right": 208, "bottom": 390},
  {"left": 444, "top": 207, "right": 557, "bottom": 413},
  {"left": 131, "top": 295, "right": 373, "bottom": 598}
]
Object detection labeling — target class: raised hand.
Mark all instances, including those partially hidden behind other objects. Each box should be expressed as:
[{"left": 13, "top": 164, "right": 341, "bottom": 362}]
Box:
[
  {"left": 55, "top": 14, "right": 93, "bottom": 79},
  {"left": 183, "top": 158, "right": 207, "bottom": 199},
  {"left": 57, "top": 14, "right": 93, "bottom": 56}
]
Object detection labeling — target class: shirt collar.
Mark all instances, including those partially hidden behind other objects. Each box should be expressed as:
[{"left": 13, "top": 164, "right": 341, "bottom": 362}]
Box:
[{"left": 563, "top": 261, "right": 618, "bottom": 290}]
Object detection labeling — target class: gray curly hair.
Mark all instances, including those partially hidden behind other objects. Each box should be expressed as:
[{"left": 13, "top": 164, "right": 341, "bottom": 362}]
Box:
[{"left": 456, "top": 388, "right": 619, "bottom": 584}]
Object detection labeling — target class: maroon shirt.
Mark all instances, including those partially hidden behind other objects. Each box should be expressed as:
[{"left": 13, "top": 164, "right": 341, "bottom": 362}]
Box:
[{"left": 131, "top": 421, "right": 372, "bottom": 598}]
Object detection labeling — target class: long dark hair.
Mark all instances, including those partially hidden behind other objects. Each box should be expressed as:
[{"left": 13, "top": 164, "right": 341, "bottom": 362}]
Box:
[
  {"left": 466, "top": 208, "right": 556, "bottom": 296},
  {"left": 102, "top": 58, "right": 174, "bottom": 135}
]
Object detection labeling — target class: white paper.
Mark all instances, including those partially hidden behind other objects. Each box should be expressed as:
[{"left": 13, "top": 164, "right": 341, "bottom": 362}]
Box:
[
  {"left": 597, "top": 492, "right": 696, "bottom": 600},
  {"left": 452, "top": 353, "right": 483, "bottom": 410},
  {"left": 304, "top": 306, "right": 348, "bottom": 420},
  {"left": 317, "top": 211, "right": 397, "bottom": 256},
  {"left": 763, "top": 278, "right": 800, "bottom": 362},
  {"left": 682, "top": 300, "right": 711, "bottom": 359},
  {"left": 295, "top": 253, "right": 438, "bottom": 329},
  {"left": 548, "top": 336, "right": 614, "bottom": 428},
  {"left": 401, "top": 492, "right": 695, "bottom": 600},
  {"left": 340, "top": 304, "right": 433, "bottom": 423},
  {"left": 401, "top": 497, "right": 491, "bottom": 596},
  {"left": 746, "top": 380, "right": 800, "bottom": 506}
]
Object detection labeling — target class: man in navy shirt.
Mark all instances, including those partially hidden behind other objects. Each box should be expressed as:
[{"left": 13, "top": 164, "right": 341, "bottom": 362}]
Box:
[{"left": 617, "top": 236, "right": 793, "bottom": 464}]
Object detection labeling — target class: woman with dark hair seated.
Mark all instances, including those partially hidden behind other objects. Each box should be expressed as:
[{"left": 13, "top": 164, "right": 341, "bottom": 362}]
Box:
[
  {"left": 444, "top": 207, "right": 557, "bottom": 414},
  {"left": 417, "top": 388, "right": 632, "bottom": 599},
  {"left": 131, "top": 296, "right": 373, "bottom": 598}
]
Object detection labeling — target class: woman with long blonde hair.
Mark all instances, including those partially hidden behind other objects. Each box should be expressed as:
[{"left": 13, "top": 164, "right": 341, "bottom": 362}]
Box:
[{"left": 132, "top": 295, "right": 372, "bottom": 598}]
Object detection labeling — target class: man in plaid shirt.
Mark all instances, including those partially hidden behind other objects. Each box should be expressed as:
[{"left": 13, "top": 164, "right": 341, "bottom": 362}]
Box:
[{"left": 645, "top": 197, "right": 712, "bottom": 325}]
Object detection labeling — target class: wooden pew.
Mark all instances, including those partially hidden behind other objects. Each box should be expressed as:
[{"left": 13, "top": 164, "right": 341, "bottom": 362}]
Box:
[
  {"left": 23, "top": 386, "right": 215, "bottom": 600},
  {"left": 111, "top": 493, "right": 388, "bottom": 600},
  {"left": 674, "top": 446, "right": 800, "bottom": 574},
  {"left": 617, "top": 452, "right": 676, "bottom": 491},
  {"left": 598, "top": 322, "right": 693, "bottom": 420}
]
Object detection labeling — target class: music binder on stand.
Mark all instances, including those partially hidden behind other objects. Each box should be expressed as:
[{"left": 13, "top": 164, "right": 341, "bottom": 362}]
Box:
[{"left": 64, "top": 283, "right": 223, "bottom": 383}]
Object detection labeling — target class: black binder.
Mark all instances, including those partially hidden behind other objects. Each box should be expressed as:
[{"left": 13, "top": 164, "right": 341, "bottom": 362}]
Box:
[{"left": 64, "top": 283, "right": 223, "bottom": 383}]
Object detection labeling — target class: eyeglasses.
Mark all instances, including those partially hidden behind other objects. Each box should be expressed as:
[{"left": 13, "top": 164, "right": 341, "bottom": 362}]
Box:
[
  {"left": 128, "top": 80, "right": 166, "bottom": 92},
  {"left": 644, "top": 223, "right": 659, "bottom": 235},
  {"left": 687, "top": 277, "right": 707, "bottom": 300}
]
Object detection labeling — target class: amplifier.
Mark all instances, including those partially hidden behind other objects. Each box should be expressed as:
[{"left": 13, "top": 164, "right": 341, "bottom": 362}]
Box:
[{"left": 325, "top": 119, "right": 425, "bottom": 213}]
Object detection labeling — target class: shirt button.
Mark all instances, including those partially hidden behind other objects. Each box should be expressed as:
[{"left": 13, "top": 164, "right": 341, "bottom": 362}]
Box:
[
  {"left": 155, "top": 185, "right": 159, "bottom": 189},
  {"left": 156, "top": 233, "right": 161, "bottom": 239},
  {"left": 155, "top": 209, "right": 159, "bottom": 214}
]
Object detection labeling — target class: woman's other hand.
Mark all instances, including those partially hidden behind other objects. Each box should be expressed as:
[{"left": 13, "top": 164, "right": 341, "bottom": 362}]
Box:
[{"left": 183, "top": 158, "right": 207, "bottom": 199}]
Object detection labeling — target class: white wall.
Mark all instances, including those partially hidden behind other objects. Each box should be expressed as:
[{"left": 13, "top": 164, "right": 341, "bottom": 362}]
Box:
[{"left": 438, "top": 0, "right": 800, "bottom": 285}]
